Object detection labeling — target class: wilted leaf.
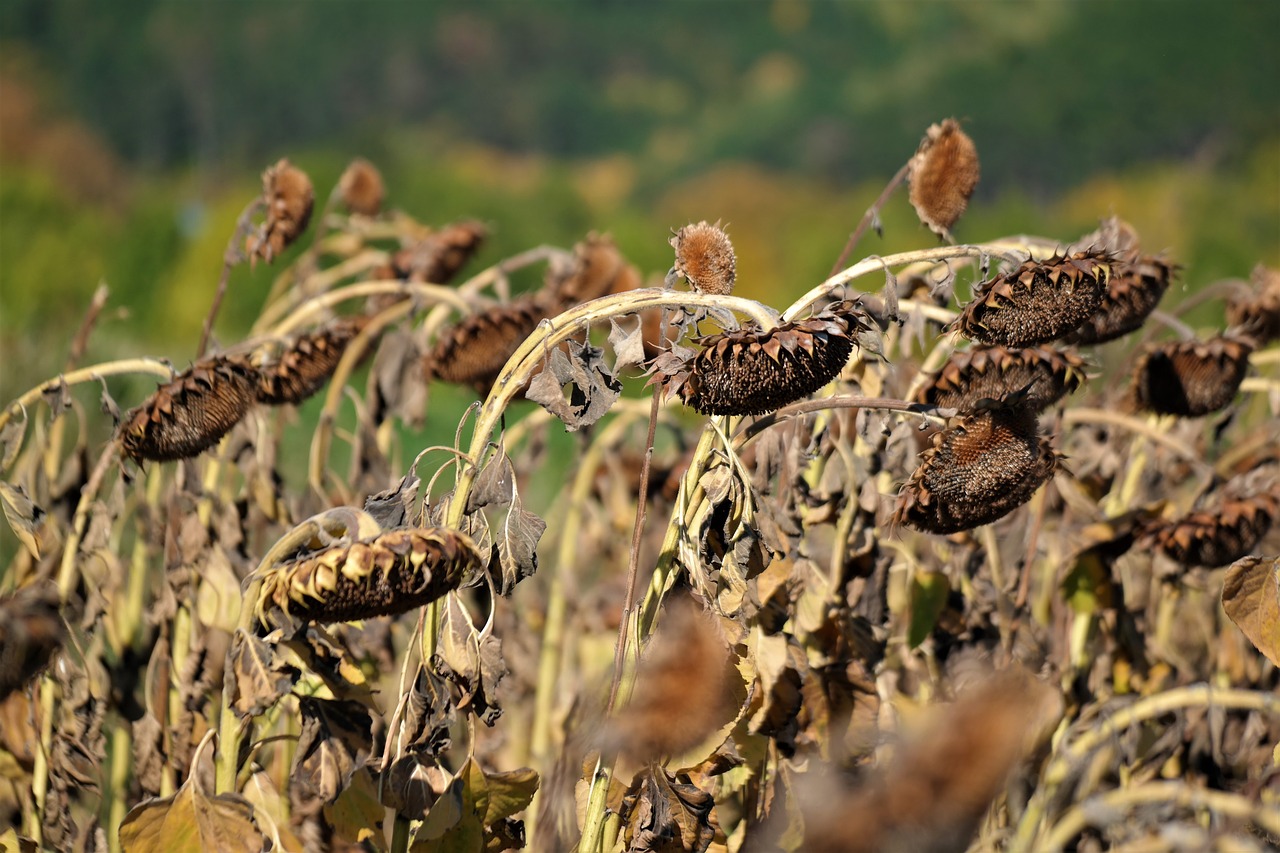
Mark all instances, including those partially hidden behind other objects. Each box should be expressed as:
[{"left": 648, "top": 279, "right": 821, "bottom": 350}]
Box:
[
  {"left": 364, "top": 474, "right": 420, "bottom": 529},
  {"left": 324, "top": 767, "right": 386, "bottom": 849},
  {"left": 907, "top": 570, "right": 950, "bottom": 648},
  {"left": 609, "top": 316, "right": 648, "bottom": 370},
  {"left": 620, "top": 767, "right": 716, "bottom": 853},
  {"left": 399, "top": 664, "right": 457, "bottom": 756},
  {"left": 0, "top": 482, "right": 50, "bottom": 560},
  {"left": 1, "top": 408, "right": 26, "bottom": 471},
  {"left": 1222, "top": 556, "right": 1280, "bottom": 667},
  {"left": 413, "top": 758, "right": 537, "bottom": 852},
  {"left": 226, "top": 630, "right": 297, "bottom": 717},
  {"left": 0, "top": 828, "right": 38, "bottom": 853},
  {"left": 435, "top": 596, "right": 508, "bottom": 725},
  {"left": 292, "top": 697, "right": 373, "bottom": 805},
  {"left": 194, "top": 547, "right": 242, "bottom": 633},
  {"left": 241, "top": 771, "right": 305, "bottom": 852},
  {"left": 0, "top": 584, "right": 64, "bottom": 702},
  {"left": 477, "top": 764, "right": 538, "bottom": 826},
  {"left": 468, "top": 454, "right": 515, "bottom": 513},
  {"left": 493, "top": 497, "right": 546, "bottom": 596},
  {"left": 525, "top": 340, "right": 621, "bottom": 432},
  {"left": 118, "top": 766, "right": 263, "bottom": 853}
]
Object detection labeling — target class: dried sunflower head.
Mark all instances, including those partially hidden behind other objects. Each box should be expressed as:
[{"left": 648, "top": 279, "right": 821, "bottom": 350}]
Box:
[
  {"left": 424, "top": 295, "right": 548, "bottom": 393},
  {"left": 120, "top": 355, "right": 259, "bottom": 462},
  {"left": 255, "top": 315, "right": 372, "bottom": 406},
  {"left": 249, "top": 158, "right": 314, "bottom": 262},
  {"left": 670, "top": 221, "right": 736, "bottom": 296},
  {"left": 1065, "top": 253, "right": 1176, "bottom": 345},
  {"left": 956, "top": 251, "right": 1111, "bottom": 347},
  {"left": 544, "top": 233, "right": 640, "bottom": 308},
  {"left": 1225, "top": 264, "right": 1280, "bottom": 345},
  {"left": 914, "top": 346, "right": 1087, "bottom": 414},
  {"left": 254, "top": 526, "right": 482, "bottom": 631},
  {"left": 908, "top": 118, "right": 980, "bottom": 239},
  {"left": 656, "top": 301, "right": 868, "bottom": 416},
  {"left": 337, "top": 157, "right": 385, "bottom": 217},
  {"left": 391, "top": 220, "right": 488, "bottom": 284},
  {"left": 1146, "top": 490, "right": 1279, "bottom": 568},
  {"left": 893, "top": 399, "right": 1059, "bottom": 534},
  {"left": 1130, "top": 335, "right": 1253, "bottom": 417}
]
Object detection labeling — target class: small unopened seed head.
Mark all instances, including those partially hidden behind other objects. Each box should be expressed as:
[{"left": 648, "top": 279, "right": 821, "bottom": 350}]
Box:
[
  {"left": 337, "top": 157, "right": 385, "bottom": 217},
  {"left": 251, "top": 158, "right": 315, "bottom": 262},
  {"left": 670, "top": 221, "right": 736, "bottom": 295},
  {"left": 908, "top": 118, "right": 980, "bottom": 239}
]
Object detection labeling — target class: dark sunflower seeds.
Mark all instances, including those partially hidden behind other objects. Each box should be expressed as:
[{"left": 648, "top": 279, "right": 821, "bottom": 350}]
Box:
[
  {"left": 254, "top": 526, "right": 483, "bottom": 630},
  {"left": 956, "top": 252, "right": 1110, "bottom": 347},
  {"left": 256, "top": 315, "right": 372, "bottom": 406},
  {"left": 119, "top": 356, "right": 259, "bottom": 462},
  {"left": 424, "top": 295, "right": 549, "bottom": 393},
  {"left": 893, "top": 401, "right": 1059, "bottom": 534},
  {"left": 1131, "top": 335, "right": 1253, "bottom": 417},
  {"left": 1147, "top": 491, "right": 1279, "bottom": 568},
  {"left": 914, "top": 346, "right": 1087, "bottom": 414},
  {"left": 658, "top": 301, "right": 868, "bottom": 416},
  {"left": 1066, "top": 253, "right": 1176, "bottom": 345}
]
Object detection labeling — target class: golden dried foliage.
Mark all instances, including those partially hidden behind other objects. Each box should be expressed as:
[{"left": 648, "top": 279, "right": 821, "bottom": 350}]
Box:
[
  {"left": 658, "top": 301, "right": 868, "bottom": 416},
  {"left": 1130, "top": 335, "right": 1254, "bottom": 417},
  {"left": 893, "top": 398, "right": 1059, "bottom": 534},
  {"left": 255, "top": 315, "right": 372, "bottom": 406},
  {"left": 119, "top": 356, "right": 259, "bottom": 462},
  {"left": 253, "top": 526, "right": 482, "bottom": 630},
  {"left": 914, "top": 345, "right": 1087, "bottom": 414},
  {"left": 337, "top": 157, "right": 385, "bottom": 217},
  {"left": 957, "top": 251, "right": 1110, "bottom": 347},
  {"left": 670, "top": 221, "right": 736, "bottom": 296},
  {"left": 907, "top": 118, "right": 980, "bottom": 239}
]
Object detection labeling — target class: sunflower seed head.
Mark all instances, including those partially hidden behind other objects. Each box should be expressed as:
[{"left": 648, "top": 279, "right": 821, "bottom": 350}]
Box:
[
  {"left": 956, "top": 251, "right": 1111, "bottom": 347},
  {"left": 256, "top": 315, "right": 373, "bottom": 406},
  {"left": 670, "top": 221, "right": 736, "bottom": 296},
  {"left": 543, "top": 233, "right": 640, "bottom": 307},
  {"left": 1146, "top": 490, "right": 1279, "bottom": 568},
  {"left": 908, "top": 118, "right": 980, "bottom": 238},
  {"left": 249, "top": 158, "right": 314, "bottom": 262},
  {"left": 254, "top": 526, "right": 482, "bottom": 631},
  {"left": 914, "top": 346, "right": 1087, "bottom": 414},
  {"left": 658, "top": 301, "right": 868, "bottom": 416},
  {"left": 424, "top": 295, "right": 548, "bottom": 393},
  {"left": 893, "top": 401, "right": 1059, "bottom": 534},
  {"left": 337, "top": 157, "right": 385, "bottom": 217},
  {"left": 1066, "top": 252, "right": 1176, "bottom": 345},
  {"left": 390, "top": 220, "right": 488, "bottom": 284},
  {"left": 1130, "top": 335, "right": 1253, "bottom": 417},
  {"left": 1225, "top": 264, "right": 1280, "bottom": 346},
  {"left": 120, "top": 355, "right": 259, "bottom": 462}
]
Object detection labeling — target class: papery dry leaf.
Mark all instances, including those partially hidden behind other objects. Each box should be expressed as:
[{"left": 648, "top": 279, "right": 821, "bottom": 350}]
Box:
[
  {"left": 248, "top": 158, "right": 314, "bottom": 263},
  {"left": 291, "top": 697, "right": 372, "bottom": 805},
  {"left": 226, "top": 629, "right": 298, "bottom": 717},
  {"left": 337, "top": 158, "right": 384, "bottom": 217},
  {"left": 908, "top": 118, "right": 980, "bottom": 238},
  {"left": 0, "top": 583, "right": 64, "bottom": 701},
  {"left": 670, "top": 221, "right": 736, "bottom": 296},
  {"left": 433, "top": 594, "right": 509, "bottom": 726},
  {"left": 255, "top": 315, "right": 372, "bottom": 406},
  {"left": 893, "top": 397, "right": 1059, "bottom": 534},
  {"left": 656, "top": 301, "right": 868, "bottom": 416},
  {"left": 1222, "top": 555, "right": 1280, "bottom": 668},
  {"left": 956, "top": 252, "right": 1110, "bottom": 347},
  {"left": 1131, "top": 335, "right": 1254, "bottom": 417},
  {"left": 620, "top": 767, "right": 717, "bottom": 853},
  {"left": 0, "top": 482, "right": 52, "bottom": 560},
  {"left": 524, "top": 339, "right": 622, "bottom": 432},
  {"left": 913, "top": 346, "right": 1087, "bottom": 414},
  {"left": 253, "top": 526, "right": 482, "bottom": 630},
  {"left": 118, "top": 758, "right": 264, "bottom": 853},
  {"left": 119, "top": 356, "right": 259, "bottom": 462}
]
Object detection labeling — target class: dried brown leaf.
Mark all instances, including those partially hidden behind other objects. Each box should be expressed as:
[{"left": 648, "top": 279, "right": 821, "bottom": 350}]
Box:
[
  {"left": 1221, "top": 556, "right": 1280, "bottom": 667},
  {"left": 226, "top": 630, "right": 298, "bottom": 717},
  {"left": 118, "top": 762, "right": 264, "bottom": 853},
  {"left": 292, "top": 697, "right": 372, "bottom": 805}
]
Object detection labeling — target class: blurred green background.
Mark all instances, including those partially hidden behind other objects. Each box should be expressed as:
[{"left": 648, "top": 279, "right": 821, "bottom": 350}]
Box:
[{"left": 1, "top": 0, "right": 1277, "bottom": 413}]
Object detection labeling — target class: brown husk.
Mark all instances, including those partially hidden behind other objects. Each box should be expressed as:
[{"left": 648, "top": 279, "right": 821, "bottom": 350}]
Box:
[
  {"left": 907, "top": 118, "right": 980, "bottom": 238},
  {"left": 670, "top": 221, "right": 736, "bottom": 296},
  {"left": 914, "top": 346, "right": 1087, "bottom": 414},
  {"left": 256, "top": 315, "right": 373, "bottom": 406},
  {"left": 1130, "top": 335, "right": 1254, "bottom": 417},
  {"left": 956, "top": 252, "right": 1110, "bottom": 347},
  {"left": 337, "top": 157, "right": 385, "bottom": 217},
  {"left": 120, "top": 355, "right": 259, "bottom": 462},
  {"left": 250, "top": 158, "right": 314, "bottom": 262}
]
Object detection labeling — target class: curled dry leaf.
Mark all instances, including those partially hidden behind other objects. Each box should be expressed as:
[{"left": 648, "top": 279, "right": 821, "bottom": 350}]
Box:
[
  {"left": 119, "top": 356, "right": 259, "bottom": 462},
  {"left": 799, "top": 670, "right": 1061, "bottom": 853},
  {"left": 254, "top": 315, "right": 372, "bottom": 406},
  {"left": 913, "top": 345, "right": 1087, "bottom": 414},
  {"left": 424, "top": 295, "right": 548, "bottom": 393},
  {"left": 620, "top": 767, "right": 717, "bottom": 853},
  {"left": 656, "top": 301, "right": 869, "bottom": 416},
  {"left": 908, "top": 118, "right": 980, "bottom": 239},
  {"left": 524, "top": 339, "right": 622, "bottom": 432},
  {"left": 291, "top": 697, "right": 373, "bottom": 805},
  {"left": 956, "top": 251, "right": 1110, "bottom": 347},
  {"left": 226, "top": 629, "right": 298, "bottom": 717},
  {"left": 1221, "top": 556, "right": 1280, "bottom": 667},
  {"left": 248, "top": 158, "right": 314, "bottom": 263},
  {"left": 0, "top": 481, "right": 54, "bottom": 560},
  {"left": 337, "top": 157, "right": 384, "bottom": 217},
  {"left": 893, "top": 397, "right": 1059, "bottom": 534},
  {"left": 1131, "top": 335, "right": 1254, "bottom": 417},
  {"left": 253, "top": 526, "right": 483, "bottom": 631},
  {"left": 0, "top": 583, "right": 64, "bottom": 701},
  {"left": 670, "top": 220, "right": 736, "bottom": 296}
]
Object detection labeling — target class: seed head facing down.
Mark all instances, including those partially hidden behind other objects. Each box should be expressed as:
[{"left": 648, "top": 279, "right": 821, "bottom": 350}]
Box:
[
  {"left": 670, "top": 221, "right": 736, "bottom": 296},
  {"left": 424, "top": 295, "right": 548, "bottom": 393},
  {"left": 255, "top": 315, "right": 373, "bottom": 406},
  {"left": 956, "top": 252, "right": 1110, "bottom": 347},
  {"left": 908, "top": 118, "right": 981, "bottom": 239},
  {"left": 657, "top": 301, "right": 868, "bottom": 416},
  {"left": 1147, "top": 490, "right": 1279, "bottom": 568},
  {"left": 1066, "top": 253, "right": 1176, "bottom": 345},
  {"left": 1130, "top": 335, "right": 1253, "bottom": 417},
  {"left": 337, "top": 157, "right": 385, "bottom": 217},
  {"left": 250, "top": 158, "right": 314, "bottom": 262},
  {"left": 1226, "top": 264, "right": 1280, "bottom": 345},
  {"left": 544, "top": 232, "right": 640, "bottom": 308},
  {"left": 120, "top": 356, "right": 260, "bottom": 462},
  {"left": 390, "top": 220, "right": 488, "bottom": 285},
  {"left": 893, "top": 401, "right": 1059, "bottom": 534},
  {"left": 914, "top": 346, "right": 1087, "bottom": 414}
]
